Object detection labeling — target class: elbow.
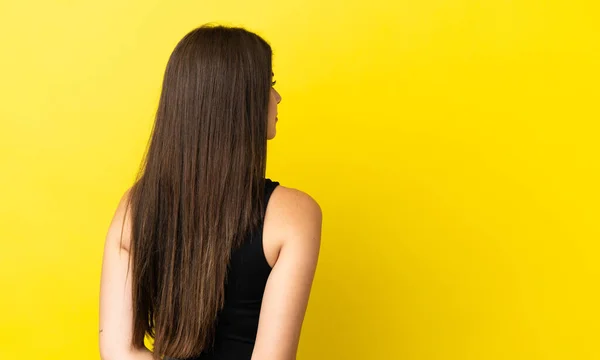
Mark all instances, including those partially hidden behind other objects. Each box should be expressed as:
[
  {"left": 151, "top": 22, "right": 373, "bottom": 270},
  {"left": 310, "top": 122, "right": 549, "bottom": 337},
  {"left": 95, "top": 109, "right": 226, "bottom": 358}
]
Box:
[
  {"left": 100, "top": 340, "right": 150, "bottom": 360},
  {"left": 99, "top": 345, "right": 117, "bottom": 360},
  {"left": 99, "top": 349, "right": 113, "bottom": 360},
  {"left": 251, "top": 350, "right": 296, "bottom": 360},
  {"left": 99, "top": 338, "right": 127, "bottom": 360},
  {"left": 100, "top": 349, "right": 131, "bottom": 360},
  {"left": 99, "top": 339, "right": 110, "bottom": 360},
  {"left": 251, "top": 356, "right": 296, "bottom": 360}
]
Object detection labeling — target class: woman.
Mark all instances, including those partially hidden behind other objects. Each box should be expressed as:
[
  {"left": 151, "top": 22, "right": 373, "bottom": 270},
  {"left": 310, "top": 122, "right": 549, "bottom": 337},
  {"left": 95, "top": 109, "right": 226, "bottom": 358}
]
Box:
[{"left": 99, "top": 25, "right": 322, "bottom": 360}]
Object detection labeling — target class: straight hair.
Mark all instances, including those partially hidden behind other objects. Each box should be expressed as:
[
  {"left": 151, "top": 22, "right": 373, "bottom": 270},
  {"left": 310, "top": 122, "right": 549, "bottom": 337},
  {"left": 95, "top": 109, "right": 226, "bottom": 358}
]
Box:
[{"left": 125, "top": 25, "right": 273, "bottom": 359}]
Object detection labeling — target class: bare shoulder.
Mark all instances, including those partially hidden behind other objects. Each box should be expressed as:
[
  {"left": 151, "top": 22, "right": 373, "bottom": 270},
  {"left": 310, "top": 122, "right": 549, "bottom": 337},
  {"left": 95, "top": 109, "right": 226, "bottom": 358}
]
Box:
[
  {"left": 269, "top": 185, "right": 322, "bottom": 221},
  {"left": 253, "top": 186, "right": 323, "bottom": 358},
  {"left": 105, "top": 188, "right": 134, "bottom": 252},
  {"left": 263, "top": 185, "right": 322, "bottom": 266},
  {"left": 267, "top": 185, "right": 322, "bottom": 238}
]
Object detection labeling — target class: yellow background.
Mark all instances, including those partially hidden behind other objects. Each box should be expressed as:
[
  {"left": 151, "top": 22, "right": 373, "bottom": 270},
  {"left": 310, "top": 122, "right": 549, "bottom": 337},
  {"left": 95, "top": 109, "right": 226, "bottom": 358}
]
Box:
[{"left": 1, "top": 1, "right": 598, "bottom": 359}]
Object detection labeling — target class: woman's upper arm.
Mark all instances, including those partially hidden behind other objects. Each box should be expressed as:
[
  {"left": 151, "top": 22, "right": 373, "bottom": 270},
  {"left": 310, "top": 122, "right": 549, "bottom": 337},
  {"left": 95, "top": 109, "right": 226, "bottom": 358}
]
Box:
[
  {"left": 99, "top": 190, "right": 149, "bottom": 359},
  {"left": 251, "top": 189, "right": 323, "bottom": 360}
]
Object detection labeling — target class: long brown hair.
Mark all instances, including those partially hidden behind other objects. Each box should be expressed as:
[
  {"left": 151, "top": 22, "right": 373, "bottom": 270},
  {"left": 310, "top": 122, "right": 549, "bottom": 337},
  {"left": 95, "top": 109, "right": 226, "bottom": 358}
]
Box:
[{"left": 126, "top": 25, "right": 272, "bottom": 359}]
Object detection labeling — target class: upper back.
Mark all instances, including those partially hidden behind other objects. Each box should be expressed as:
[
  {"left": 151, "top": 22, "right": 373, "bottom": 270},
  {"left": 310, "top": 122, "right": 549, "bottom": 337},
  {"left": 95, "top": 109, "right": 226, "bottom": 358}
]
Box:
[
  {"left": 192, "top": 178, "right": 279, "bottom": 358},
  {"left": 193, "top": 178, "right": 322, "bottom": 359},
  {"left": 102, "top": 178, "right": 322, "bottom": 360}
]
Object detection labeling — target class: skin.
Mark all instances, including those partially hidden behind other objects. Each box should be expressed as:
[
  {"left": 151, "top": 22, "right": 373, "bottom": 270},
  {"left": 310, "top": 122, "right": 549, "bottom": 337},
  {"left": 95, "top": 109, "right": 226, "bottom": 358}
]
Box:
[
  {"left": 268, "top": 77, "right": 282, "bottom": 140},
  {"left": 99, "top": 81, "right": 322, "bottom": 360}
]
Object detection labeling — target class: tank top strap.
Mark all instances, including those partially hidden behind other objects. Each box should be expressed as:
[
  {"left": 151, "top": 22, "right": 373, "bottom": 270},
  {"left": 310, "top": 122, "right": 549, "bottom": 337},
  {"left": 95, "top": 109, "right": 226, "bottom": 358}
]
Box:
[
  {"left": 263, "top": 178, "right": 280, "bottom": 213},
  {"left": 244, "top": 177, "right": 278, "bottom": 270}
]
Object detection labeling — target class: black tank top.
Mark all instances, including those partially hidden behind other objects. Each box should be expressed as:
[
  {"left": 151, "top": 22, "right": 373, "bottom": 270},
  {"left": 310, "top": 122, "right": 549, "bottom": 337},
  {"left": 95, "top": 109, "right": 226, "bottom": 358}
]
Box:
[{"left": 166, "top": 178, "right": 280, "bottom": 360}]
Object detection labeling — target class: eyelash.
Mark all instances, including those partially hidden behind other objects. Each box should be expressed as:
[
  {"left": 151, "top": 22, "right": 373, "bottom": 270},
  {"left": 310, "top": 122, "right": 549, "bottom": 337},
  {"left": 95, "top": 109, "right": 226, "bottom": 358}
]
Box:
[{"left": 271, "top": 80, "right": 277, "bottom": 86}]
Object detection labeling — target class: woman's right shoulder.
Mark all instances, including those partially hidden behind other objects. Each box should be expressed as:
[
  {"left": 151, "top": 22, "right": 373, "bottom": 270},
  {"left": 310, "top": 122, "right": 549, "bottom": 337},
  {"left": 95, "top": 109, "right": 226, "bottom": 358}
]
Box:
[
  {"left": 252, "top": 185, "right": 323, "bottom": 358},
  {"left": 269, "top": 185, "right": 322, "bottom": 224},
  {"left": 263, "top": 185, "right": 322, "bottom": 263}
]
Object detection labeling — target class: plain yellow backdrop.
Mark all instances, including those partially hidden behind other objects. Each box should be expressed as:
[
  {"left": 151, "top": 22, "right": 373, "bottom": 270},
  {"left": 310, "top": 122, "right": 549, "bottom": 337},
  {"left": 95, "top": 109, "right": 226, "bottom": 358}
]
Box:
[{"left": 0, "top": 1, "right": 598, "bottom": 359}]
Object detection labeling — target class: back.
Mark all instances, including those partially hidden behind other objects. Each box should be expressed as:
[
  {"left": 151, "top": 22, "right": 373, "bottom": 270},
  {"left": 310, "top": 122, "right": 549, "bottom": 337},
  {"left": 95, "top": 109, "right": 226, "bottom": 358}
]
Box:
[
  {"left": 180, "top": 178, "right": 280, "bottom": 359},
  {"left": 100, "top": 178, "right": 322, "bottom": 360}
]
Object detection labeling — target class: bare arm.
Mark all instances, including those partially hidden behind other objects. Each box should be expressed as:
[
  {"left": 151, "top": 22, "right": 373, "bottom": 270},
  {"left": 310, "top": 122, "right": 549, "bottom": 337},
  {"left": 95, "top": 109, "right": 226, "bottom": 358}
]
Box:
[
  {"left": 99, "top": 190, "right": 153, "bottom": 360},
  {"left": 251, "top": 189, "right": 323, "bottom": 360}
]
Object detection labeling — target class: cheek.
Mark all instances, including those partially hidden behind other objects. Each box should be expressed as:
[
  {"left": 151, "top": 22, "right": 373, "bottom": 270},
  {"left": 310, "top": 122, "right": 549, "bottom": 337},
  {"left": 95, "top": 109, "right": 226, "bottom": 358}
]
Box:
[
  {"left": 268, "top": 99, "right": 276, "bottom": 116},
  {"left": 269, "top": 92, "right": 276, "bottom": 107}
]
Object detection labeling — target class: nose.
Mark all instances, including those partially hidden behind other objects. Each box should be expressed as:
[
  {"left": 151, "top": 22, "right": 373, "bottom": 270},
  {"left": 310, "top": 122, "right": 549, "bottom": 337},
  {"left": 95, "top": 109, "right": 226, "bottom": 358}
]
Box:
[{"left": 275, "top": 89, "right": 282, "bottom": 104}]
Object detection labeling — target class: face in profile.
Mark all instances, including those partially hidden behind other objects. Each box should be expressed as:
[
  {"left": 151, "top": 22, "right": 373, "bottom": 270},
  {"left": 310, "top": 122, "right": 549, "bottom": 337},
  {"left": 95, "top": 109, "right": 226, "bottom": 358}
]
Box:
[{"left": 267, "top": 76, "right": 282, "bottom": 140}]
